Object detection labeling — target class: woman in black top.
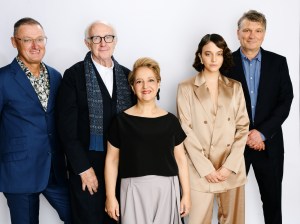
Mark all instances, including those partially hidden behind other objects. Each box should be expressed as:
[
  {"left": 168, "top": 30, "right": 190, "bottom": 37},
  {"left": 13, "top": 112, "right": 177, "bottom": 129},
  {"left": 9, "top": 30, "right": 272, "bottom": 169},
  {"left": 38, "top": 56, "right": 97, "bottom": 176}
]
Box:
[{"left": 104, "top": 57, "right": 191, "bottom": 224}]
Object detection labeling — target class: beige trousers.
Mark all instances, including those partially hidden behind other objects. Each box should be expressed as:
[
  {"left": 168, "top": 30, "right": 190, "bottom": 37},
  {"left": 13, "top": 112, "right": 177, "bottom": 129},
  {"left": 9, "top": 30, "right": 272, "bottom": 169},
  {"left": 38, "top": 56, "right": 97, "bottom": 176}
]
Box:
[{"left": 188, "top": 185, "right": 245, "bottom": 224}]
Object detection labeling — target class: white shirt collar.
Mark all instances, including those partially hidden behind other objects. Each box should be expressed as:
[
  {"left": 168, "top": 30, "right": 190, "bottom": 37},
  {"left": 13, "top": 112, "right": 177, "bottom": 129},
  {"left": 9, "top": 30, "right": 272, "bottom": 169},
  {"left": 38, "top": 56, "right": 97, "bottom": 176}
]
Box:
[{"left": 91, "top": 55, "right": 114, "bottom": 97}]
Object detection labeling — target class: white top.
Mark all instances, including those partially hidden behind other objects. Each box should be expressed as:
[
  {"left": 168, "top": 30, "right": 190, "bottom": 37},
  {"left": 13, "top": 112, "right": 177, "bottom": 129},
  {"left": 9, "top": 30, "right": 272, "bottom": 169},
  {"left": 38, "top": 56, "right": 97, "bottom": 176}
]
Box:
[{"left": 92, "top": 56, "right": 114, "bottom": 97}]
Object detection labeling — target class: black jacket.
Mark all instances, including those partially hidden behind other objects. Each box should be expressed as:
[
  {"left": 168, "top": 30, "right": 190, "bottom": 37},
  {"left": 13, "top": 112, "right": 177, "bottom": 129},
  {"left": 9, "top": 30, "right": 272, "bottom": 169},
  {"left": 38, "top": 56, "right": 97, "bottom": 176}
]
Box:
[
  {"left": 56, "top": 59, "right": 134, "bottom": 174},
  {"left": 226, "top": 48, "right": 293, "bottom": 156}
]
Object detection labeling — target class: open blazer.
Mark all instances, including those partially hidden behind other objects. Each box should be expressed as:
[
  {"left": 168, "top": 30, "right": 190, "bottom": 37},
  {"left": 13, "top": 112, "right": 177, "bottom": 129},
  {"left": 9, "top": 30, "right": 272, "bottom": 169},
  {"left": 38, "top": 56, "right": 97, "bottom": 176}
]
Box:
[
  {"left": 177, "top": 73, "right": 249, "bottom": 193},
  {"left": 228, "top": 48, "right": 294, "bottom": 157},
  {"left": 0, "top": 59, "right": 67, "bottom": 193}
]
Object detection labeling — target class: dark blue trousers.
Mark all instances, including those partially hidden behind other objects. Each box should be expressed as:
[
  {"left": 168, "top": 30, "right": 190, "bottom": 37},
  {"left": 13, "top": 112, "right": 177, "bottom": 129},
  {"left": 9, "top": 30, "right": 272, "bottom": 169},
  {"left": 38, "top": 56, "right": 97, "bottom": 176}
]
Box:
[{"left": 4, "top": 172, "right": 72, "bottom": 224}]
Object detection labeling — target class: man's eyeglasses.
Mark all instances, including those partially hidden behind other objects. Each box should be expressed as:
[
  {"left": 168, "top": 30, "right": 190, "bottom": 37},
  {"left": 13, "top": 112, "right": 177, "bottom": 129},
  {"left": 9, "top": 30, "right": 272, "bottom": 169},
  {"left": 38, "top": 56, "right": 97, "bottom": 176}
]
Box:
[
  {"left": 88, "top": 35, "right": 115, "bottom": 44},
  {"left": 14, "top": 36, "right": 47, "bottom": 46}
]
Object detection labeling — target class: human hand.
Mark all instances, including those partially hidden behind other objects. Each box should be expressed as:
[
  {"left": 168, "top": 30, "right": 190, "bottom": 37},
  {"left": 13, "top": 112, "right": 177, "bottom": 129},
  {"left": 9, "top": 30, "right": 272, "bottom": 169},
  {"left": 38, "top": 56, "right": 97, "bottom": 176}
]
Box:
[
  {"left": 251, "top": 141, "right": 265, "bottom": 151},
  {"left": 217, "top": 167, "right": 232, "bottom": 181},
  {"left": 180, "top": 195, "right": 191, "bottom": 217},
  {"left": 105, "top": 197, "right": 120, "bottom": 221},
  {"left": 80, "top": 167, "right": 98, "bottom": 195},
  {"left": 205, "top": 170, "right": 223, "bottom": 183},
  {"left": 247, "top": 129, "right": 265, "bottom": 151}
]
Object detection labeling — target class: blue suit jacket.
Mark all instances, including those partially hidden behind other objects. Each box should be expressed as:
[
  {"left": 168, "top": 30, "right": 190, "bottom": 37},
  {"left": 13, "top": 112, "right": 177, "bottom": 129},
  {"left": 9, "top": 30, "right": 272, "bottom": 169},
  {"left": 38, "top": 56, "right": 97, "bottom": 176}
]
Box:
[{"left": 0, "top": 59, "right": 67, "bottom": 193}]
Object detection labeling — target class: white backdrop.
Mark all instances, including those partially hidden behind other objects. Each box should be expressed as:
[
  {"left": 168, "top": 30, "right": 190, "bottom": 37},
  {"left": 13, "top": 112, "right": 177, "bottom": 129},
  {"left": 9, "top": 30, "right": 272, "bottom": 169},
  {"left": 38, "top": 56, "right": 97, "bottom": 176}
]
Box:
[{"left": 0, "top": 0, "right": 299, "bottom": 223}]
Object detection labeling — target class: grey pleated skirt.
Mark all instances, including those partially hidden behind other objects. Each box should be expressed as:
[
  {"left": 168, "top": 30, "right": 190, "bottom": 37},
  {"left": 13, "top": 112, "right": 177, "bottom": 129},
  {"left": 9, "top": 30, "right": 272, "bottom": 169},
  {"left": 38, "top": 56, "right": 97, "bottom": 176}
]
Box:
[{"left": 120, "top": 175, "right": 182, "bottom": 224}]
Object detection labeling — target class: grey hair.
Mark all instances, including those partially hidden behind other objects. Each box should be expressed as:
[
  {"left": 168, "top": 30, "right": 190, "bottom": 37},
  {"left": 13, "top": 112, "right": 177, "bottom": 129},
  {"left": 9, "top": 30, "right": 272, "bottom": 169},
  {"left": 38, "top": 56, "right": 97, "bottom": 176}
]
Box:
[
  {"left": 84, "top": 20, "right": 117, "bottom": 41},
  {"left": 13, "top": 17, "right": 43, "bottom": 36},
  {"left": 237, "top": 10, "right": 267, "bottom": 30}
]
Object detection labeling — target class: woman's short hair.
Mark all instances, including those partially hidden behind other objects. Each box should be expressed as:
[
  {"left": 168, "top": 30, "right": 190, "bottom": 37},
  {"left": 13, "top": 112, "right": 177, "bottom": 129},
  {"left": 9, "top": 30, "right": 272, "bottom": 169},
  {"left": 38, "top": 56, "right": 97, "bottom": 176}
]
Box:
[{"left": 128, "top": 57, "right": 161, "bottom": 86}]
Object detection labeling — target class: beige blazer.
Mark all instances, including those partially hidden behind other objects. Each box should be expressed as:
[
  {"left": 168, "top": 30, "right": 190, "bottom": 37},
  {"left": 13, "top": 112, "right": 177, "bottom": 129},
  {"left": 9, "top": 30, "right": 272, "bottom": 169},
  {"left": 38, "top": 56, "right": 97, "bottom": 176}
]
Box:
[{"left": 177, "top": 73, "right": 249, "bottom": 193}]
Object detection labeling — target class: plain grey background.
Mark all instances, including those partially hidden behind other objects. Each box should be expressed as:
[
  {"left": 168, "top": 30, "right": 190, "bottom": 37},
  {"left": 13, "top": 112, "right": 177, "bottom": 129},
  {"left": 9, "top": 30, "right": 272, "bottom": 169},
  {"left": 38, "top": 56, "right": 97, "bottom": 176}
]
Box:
[{"left": 0, "top": 0, "right": 299, "bottom": 223}]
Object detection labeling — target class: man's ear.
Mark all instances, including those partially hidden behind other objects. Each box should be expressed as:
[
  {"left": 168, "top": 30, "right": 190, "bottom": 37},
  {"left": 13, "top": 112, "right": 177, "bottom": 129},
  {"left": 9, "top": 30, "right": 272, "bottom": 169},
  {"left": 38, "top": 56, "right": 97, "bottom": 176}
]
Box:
[
  {"left": 84, "top": 39, "right": 91, "bottom": 50},
  {"left": 11, "top": 37, "right": 17, "bottom": 48}
]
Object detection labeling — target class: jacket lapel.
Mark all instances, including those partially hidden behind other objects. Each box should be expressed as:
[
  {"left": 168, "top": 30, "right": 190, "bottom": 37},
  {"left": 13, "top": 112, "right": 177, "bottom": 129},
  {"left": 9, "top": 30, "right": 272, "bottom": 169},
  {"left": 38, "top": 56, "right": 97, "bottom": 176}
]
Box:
[
  {"left": 211, "top": 76, "right": 232, "bottom": 143},
  {"left": 233, "top": 50, "right": 253, "bottom": 120},
  {"left": 46, "top": 66, "right": 55, "bottom": 112},
  {"left": 256, "top": 48, "right": 268, "bottom": 110},
  {"left": 193, "top": 74, "right": 234, "bottom": 148},
  {"left": 216, "top": 75, "right": 232, "bottom": 117},
  {"left": 193, "top": 73, "right": 214, "bottom": 132},
  {"left": 11, "top": 59, "right": 42, "bottom": 106}
]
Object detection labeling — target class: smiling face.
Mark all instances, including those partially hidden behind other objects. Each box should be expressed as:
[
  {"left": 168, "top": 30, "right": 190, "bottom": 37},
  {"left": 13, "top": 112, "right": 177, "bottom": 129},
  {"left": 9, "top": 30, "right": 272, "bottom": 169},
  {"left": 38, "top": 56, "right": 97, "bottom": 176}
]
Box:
[
  {"left": 132, "top": 67, "right": 160, "bottom": 103},
  {"left": 11, "top": 24, "right": 46, "bottom": 67},
  {"left": 237, "top": 19, "right": 265, "bottom": 55},
  {"left": 200, "top": 41, "right": 224, "bottom": 73},
  {"left": 85, "top": 22, "right": 116, "bottom": 67}
]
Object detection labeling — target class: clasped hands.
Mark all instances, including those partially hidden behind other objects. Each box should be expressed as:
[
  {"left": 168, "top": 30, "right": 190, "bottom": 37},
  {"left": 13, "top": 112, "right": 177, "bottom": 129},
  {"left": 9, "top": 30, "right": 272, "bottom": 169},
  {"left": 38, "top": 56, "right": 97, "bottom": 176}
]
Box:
[
  {"left": 246, "top": 129, "right": 265, "bottom": 151},
  {"left": 205, "top": 167, "right": 232, "bottom": 183}
]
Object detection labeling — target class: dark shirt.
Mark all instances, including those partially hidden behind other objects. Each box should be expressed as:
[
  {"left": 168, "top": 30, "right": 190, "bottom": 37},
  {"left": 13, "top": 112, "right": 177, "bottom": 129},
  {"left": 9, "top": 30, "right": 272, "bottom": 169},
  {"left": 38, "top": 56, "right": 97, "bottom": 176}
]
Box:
[{"left": 108, "top": 112, "right": 186, "bottom": 178}]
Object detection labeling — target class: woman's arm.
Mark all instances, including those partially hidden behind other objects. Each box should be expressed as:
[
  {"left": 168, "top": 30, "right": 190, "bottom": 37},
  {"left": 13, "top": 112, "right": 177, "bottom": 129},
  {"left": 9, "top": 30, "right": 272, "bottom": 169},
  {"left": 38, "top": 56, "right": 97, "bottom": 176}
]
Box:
[
  {"left": 104, "top": 141, "right": 120, "bottom": 221},
  {"left": 174, "top": 143, "right": 191, "bottom": 217}
]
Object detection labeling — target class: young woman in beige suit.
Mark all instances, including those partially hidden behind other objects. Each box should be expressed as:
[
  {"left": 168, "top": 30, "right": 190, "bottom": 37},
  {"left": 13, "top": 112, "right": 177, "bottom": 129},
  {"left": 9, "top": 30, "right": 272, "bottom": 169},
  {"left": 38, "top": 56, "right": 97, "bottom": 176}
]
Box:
[{"left": 177, "top": 34, "right": 249, "bottom": 224}]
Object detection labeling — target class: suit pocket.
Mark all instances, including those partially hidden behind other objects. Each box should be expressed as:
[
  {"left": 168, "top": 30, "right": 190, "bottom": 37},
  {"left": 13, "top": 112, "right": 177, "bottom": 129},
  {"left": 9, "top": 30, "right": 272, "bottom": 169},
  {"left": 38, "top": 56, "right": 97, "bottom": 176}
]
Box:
[
  {"left": 0, "top": 137, "right": 28, "bottom": 162},
  {"left": 1, "top": 150, "right": 28, "bottom": 162}
]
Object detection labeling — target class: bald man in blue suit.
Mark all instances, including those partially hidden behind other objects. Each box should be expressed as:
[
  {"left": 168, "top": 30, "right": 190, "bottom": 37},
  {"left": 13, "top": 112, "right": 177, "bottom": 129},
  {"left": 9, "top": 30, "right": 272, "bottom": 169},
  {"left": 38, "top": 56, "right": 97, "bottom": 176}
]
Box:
[{"left": 0, "top": 17, "right": 71, "bottom": 224}]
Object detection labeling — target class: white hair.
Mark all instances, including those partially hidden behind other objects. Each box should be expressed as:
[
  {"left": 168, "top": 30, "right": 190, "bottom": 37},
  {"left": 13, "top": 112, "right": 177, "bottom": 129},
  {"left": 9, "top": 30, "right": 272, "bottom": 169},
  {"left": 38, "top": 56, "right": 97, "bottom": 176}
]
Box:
[{"left": 84, "top": 20, "right": 117, "bottom": 41}]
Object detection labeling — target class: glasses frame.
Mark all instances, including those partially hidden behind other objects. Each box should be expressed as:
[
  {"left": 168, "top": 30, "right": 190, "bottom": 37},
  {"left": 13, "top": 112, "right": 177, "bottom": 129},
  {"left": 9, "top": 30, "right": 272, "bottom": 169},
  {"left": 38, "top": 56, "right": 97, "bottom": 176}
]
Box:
[
  {"left": 14, "top": 36, "right": 48, "bottom": 46},
  {"left": 88, "top": 35, "right": 115, "bottom": 44}
]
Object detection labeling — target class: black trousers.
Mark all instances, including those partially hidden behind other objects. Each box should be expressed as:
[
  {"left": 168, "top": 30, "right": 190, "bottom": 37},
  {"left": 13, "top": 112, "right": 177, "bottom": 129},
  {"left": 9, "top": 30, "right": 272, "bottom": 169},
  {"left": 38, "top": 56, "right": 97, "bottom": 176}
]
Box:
[
  {"left": 69, "top": 151, "right": 117, "bottom": 224},
  {"left": 245, "top": 149, "right": 284, "bottom": 224}
]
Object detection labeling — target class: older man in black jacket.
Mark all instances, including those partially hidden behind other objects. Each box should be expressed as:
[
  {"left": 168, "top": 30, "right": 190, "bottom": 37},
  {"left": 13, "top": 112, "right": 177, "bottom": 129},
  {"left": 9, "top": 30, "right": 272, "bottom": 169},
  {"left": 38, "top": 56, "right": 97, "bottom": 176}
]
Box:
[{"left": 56, "top": 21, "right": 135, "bottom": 224}]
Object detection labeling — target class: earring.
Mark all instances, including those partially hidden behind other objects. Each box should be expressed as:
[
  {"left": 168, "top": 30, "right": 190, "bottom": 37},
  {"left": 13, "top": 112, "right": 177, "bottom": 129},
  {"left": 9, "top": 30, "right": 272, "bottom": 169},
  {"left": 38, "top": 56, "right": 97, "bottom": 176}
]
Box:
[
  {"left": 131, "top": 86, "right": 135, "bottom": 95},
  {"left": 198, "top": 54, "right": 203, "bottom": 64},
  {"left": 156, "top": 88, "right": 160, "bottom": 100}
]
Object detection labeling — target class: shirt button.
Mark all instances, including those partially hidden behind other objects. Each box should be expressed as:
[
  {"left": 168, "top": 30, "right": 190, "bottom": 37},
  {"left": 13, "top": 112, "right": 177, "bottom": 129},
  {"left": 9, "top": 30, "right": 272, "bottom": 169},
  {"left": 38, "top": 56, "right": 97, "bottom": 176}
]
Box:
[
  {"left": 228, "top": 118, "right": 230, "bottom": 121},
  {"left": 227, "top": 144, "right": 231, "bottom": 147},
  {"left": 204, "top": 121, "right": 207, "bottom": 124}
]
